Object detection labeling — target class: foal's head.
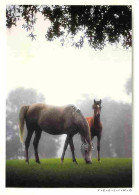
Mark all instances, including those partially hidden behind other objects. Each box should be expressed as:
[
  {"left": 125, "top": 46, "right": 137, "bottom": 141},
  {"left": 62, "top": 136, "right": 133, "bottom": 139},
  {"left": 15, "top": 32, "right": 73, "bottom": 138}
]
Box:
[{"left": 92, "top": 99, "right": 102, "bottom": 119}]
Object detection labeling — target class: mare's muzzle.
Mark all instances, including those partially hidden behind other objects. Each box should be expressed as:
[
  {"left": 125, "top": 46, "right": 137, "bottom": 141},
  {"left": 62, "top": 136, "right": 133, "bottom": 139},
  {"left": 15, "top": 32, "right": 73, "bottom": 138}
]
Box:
[
  {"left": 85, "top": 160, "right": 92, "bottom": 164},
  {"left": 81, "top": 143, "right": 92, "bottom": 164}
]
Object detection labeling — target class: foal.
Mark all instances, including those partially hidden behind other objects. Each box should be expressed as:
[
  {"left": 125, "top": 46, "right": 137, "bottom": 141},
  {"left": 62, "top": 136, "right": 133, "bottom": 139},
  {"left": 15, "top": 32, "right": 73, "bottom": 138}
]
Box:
[{"left": 86, "top": 99, "right": 102, "bottom": 162}]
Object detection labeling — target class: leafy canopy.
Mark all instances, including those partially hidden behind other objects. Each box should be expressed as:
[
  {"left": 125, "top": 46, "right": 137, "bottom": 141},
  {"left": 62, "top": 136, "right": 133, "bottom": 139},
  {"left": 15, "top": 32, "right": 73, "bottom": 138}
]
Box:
[{"left": 6, "top": 5, "right": 132, "bottom": 49}]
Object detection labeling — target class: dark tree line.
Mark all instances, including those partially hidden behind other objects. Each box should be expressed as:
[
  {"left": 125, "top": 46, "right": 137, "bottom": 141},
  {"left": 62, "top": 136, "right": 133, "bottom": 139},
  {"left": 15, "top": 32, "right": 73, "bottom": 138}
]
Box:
[{"left": 6, "top": 5, "right": 132, "bottom": 49}]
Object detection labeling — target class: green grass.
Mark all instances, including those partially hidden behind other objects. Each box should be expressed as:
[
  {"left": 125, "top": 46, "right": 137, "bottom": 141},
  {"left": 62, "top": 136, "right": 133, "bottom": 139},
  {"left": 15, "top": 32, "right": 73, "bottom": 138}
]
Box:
[{"left": 6, "top": 158, "right": 132, "bottom": 188}]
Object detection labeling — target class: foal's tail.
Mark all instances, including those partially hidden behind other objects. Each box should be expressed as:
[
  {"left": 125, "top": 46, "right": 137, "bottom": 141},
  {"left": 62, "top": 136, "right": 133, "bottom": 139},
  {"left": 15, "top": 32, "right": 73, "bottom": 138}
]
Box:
[{"left": 19, "top": 105, "right": 29, "bottom": 143}]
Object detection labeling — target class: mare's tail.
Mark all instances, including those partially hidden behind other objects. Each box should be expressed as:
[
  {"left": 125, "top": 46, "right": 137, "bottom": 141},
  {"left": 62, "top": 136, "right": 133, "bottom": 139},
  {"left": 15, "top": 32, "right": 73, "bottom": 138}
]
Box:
[{"left": 19, "top": 105, "right": 29, "bottom": 143}]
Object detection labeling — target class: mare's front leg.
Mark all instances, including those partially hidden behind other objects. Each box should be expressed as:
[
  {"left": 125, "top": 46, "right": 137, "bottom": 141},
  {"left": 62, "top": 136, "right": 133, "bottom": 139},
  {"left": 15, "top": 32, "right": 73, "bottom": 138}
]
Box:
[
  {"left": 61, "top": 135, "right": 69, "bottom": 164},
  {"left": 69, "top": 137, "right": 78, "bottom": 164},
  {"left": 97, "top": 135, "right": 101, "bottom": 162}
]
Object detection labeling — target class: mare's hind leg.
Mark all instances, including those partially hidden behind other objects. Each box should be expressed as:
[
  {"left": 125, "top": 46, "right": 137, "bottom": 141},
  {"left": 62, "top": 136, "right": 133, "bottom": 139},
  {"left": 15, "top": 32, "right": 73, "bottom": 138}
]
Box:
[
  {"left": 61, "top": 135, "right": 69, "bottom": 163},
  {"left": 33, "top": 129, "right": 42, "bottom": 164},
  {"left": 69, "top": 137, "right": 78, "bottom": 164},
  {"left": 25, "top": 124, "right": 34, "bottom": 163}
]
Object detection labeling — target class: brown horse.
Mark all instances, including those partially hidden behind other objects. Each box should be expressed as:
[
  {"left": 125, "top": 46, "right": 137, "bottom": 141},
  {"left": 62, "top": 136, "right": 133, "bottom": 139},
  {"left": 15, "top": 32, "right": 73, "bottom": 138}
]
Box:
[
  {"left": 86, "top": 99, "right": 102, "bottom": 162},
  {"left": 19, "top": 103, "right": 92, "bottom": 164}
]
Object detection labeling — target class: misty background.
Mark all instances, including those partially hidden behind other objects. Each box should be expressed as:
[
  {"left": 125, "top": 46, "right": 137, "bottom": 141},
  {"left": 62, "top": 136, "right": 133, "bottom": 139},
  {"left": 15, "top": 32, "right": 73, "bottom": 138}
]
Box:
[
  {"left": 6, "top": 5, "right": 132, "bottom": 160},
  {"left": 6, "top": 83, "right": 132, "bottom": 160}
]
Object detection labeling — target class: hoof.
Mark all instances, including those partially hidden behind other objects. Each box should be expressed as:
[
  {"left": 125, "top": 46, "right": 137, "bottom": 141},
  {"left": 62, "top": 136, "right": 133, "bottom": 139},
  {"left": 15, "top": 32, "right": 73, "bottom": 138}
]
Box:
[
  {"left": 25, "top": 160, "right": 29, "bottom": 164},
  {"left": 73, "top": 160, "right": 78, "bottom": 165},
  {"left": 61, "top": 159, "right": 64, "bottom": 164},
  {"left": 36, "top": 160, "right": 40, "bottom": 164}
]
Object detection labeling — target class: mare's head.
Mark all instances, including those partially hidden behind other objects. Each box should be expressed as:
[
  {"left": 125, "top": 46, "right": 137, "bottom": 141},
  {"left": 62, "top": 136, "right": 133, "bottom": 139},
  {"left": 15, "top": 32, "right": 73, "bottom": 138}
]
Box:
[
  {"left": 92, "top": 99, "right": 102, "bottom": 119},
  {"left": 80, "top": 123, "right": 92, "bottom": 164},
  {"left": 81, "top": 137, "right": 92, "bottom": 164},
  {"left": 73, "top": 107, "right": 92, "bottom": 164}
]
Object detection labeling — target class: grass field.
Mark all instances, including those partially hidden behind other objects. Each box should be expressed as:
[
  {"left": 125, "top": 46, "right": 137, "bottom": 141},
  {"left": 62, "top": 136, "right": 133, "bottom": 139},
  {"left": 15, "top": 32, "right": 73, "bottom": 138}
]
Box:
[{"left": 6, "top": 158, "right": 132, "bottom": 188}]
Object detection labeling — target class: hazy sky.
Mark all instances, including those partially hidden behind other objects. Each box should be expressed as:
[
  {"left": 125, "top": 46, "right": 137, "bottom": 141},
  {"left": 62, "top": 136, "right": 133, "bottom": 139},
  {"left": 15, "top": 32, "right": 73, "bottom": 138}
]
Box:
[{"left": 7, "top": 13, "right": 132, "bottom": 105}]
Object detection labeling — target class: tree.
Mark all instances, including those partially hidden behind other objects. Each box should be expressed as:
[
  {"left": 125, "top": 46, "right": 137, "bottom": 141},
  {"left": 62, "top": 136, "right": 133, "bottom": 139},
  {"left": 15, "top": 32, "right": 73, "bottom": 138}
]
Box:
[
  {"left": 6, "top": 87, "right": 60, "bottom": 159},
  {"left": 6, "top": 5, "right": 132, "bottom": 49}
]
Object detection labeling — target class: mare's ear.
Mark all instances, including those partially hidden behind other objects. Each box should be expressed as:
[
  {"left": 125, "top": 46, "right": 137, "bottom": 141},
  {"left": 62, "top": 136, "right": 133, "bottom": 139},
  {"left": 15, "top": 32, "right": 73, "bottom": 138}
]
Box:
[
  {"left": 100, "top": 99, "right": 102, "bottom": 104},
  {"left": 94, "top": 99, "right": 96, "bottom": 104}
]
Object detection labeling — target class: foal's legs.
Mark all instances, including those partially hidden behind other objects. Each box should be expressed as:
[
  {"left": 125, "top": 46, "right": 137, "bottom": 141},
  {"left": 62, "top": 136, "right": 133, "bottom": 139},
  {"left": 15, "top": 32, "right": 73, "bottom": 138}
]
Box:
[
  {"left": 69, "top": 138, "right": 78, "bottom": 164},
  {"left": 25, "top": 125, "right": 34, "bottom": 163},
  {"left": 33, "top": 129, "right": 42, "bottom": 164},
  {"left": 92, "top": 136, "right": 94, "bottom": 150},
  {"left": 97, "top": 135, "right": 101, "bottom": 162},
  {"left": 61, "top": 135, "right": 69, "bottom": 163}
]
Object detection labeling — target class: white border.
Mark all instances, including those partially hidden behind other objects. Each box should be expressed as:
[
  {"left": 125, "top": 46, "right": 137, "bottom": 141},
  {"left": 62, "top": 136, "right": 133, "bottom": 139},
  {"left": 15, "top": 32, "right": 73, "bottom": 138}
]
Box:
[
  {"left": 133, "top": 0, "right": 139, "bottom": 194},
  {"left": 0, "top": 0, "right": 137, "bottom": 195}
]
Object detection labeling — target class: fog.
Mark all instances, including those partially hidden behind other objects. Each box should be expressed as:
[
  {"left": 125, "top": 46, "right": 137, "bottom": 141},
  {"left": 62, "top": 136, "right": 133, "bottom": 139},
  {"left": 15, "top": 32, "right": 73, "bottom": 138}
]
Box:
[{"left": 6, "top": 85, "right": 132, "bottom": 159}]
